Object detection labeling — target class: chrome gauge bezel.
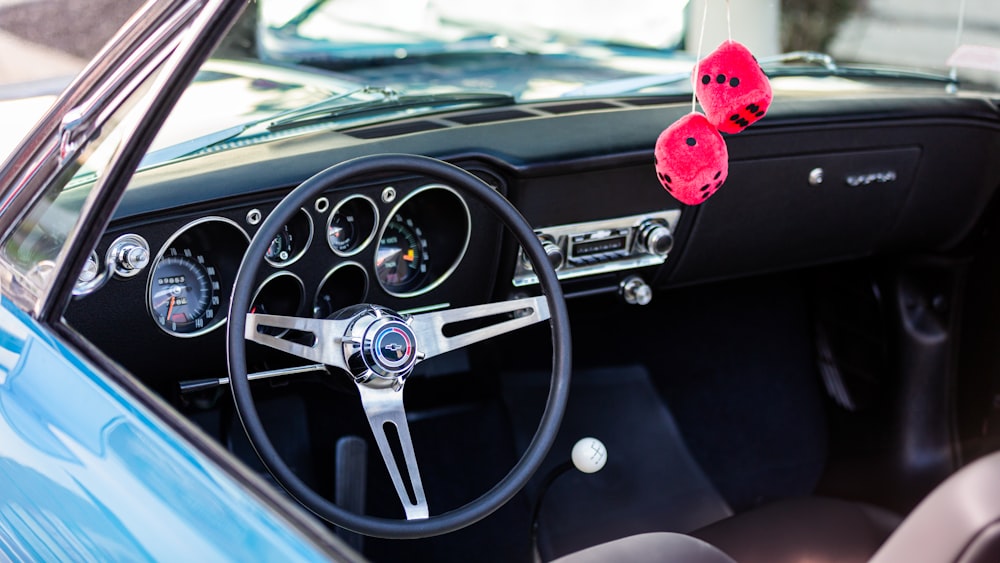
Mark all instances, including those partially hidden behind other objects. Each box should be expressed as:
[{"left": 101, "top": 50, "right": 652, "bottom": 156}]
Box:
[
  {"left": 263, "top": 208, "right": 313, "bottom": 267},
  {"left": 374, "top": 183, "right": 471, "bottom": 298},
  {"left": 147, "top": 216, "right": 249, "bottom": 338},
  {"left": 313, "top": 261, "right": 369, "bottom": 319},
  {"left": 250, "top": 270, "right": 306, "bottom": 337},
  {"left": 327, "top": 194, "right": 379, "bottom": 257},
  {"left": 72, "top": 250, "right": 109, "bottom": 297}
]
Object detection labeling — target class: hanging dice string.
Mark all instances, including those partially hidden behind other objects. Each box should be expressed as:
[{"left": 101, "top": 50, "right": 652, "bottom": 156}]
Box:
[{"left": 655, "top": 0, "right": 773, "bottom": 205}]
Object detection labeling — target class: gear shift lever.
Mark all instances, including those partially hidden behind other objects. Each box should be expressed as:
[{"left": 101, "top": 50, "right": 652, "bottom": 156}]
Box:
[
  {"left": 570, "top": 437, "right": 608, "bottom": 474},
  {"left": 531, "top": 438, "right": 608, "bottom": 561}
]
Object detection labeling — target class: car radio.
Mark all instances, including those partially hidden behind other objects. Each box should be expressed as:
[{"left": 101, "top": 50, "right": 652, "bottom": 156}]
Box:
[{"left": 512, "top": 209, "right": 681, "bottom": 286}]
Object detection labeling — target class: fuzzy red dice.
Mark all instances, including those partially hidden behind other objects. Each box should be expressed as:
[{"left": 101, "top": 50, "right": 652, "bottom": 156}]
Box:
[
  {"left": 654, "top": 112, "right": 729, "bottom": 205},
  {"left": 695, "top": 40, "right": 772, "bottom": 134}
]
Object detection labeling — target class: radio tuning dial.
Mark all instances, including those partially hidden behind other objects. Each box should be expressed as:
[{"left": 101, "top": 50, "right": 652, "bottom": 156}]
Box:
[
  {"left": 636, "top": 220, "right": 674, "bottom": 257},
  {"left": 541, "top": 237, "right": 564, "bottom": 270},
  {"left": 522, "top": 236, "right": 564, "bottom": 271}
]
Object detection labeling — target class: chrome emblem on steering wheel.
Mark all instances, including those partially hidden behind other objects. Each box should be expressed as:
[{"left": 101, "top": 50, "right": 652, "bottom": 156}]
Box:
[
  {"left": 333, "top": 305, "right": 422, "bottom": 388},
  {"left": 367, "top": 320, "right": 416, "bottom": 375}
]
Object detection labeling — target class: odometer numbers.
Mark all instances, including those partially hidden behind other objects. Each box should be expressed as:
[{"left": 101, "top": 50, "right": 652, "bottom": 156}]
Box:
[{"left": 148, "top": 248, "right": 221, "bottom": 335}]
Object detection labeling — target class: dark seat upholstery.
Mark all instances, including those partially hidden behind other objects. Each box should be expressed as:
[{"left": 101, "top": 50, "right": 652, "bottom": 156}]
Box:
[
  {"left": 556, "top": 450, "right": 1000, "bottom": 563},
  {"left": 551, "top": 532, "right": 736, "bottom": 563},
  {"left": 552, "top": 496, "right": 899, "bottom": 563},
  {"left": 690, "top": 497, "right": 900, "bottom": 563}
]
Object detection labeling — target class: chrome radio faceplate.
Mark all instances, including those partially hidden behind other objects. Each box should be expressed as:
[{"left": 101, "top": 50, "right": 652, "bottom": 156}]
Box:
[{"left": 513, "top": 209, "right": 681, "bottom": 286}]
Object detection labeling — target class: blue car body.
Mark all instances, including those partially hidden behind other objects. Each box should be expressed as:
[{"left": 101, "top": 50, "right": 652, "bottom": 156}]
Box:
[{"left": 0, "top": 295, "right": 339, "bottom": 560}]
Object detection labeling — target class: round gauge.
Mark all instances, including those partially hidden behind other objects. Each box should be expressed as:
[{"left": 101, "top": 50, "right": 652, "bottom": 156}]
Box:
[
  {"left": 328, "top": 213, "right": 356, "bottom": 253},
  {"left": 265, "top": 225, "right": 294, "bottom": 263},
  {"left": 73, "top": 250, "right": 107, "bottom": 296},
  {"left": 250, "top": 272, "right": 304, "bottom": 336},
  {"left": 264, "top": 208, "right": 313, "bottom": 266},
  {"left": 376, "top": 215, "right": 428, "bottom": 292},
  {"left": 328, "top": 196, "right": 378, "bottom": 256},
  {"left": 314, "top": 263, "right": 368, "bottom": 319},
  {"left": 148, "top": 251, "right": 220, "bottom": 335}
]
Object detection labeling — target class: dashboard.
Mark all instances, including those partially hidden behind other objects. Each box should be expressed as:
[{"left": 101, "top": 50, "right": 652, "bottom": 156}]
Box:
[{"left": 64, "top": 93, "right": 1000, "bottom": 399}]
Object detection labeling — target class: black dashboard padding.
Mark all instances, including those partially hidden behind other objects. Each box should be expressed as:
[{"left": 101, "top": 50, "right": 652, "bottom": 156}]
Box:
[{"left": 670, "top": 147, "right": 921, "bottom": 284}]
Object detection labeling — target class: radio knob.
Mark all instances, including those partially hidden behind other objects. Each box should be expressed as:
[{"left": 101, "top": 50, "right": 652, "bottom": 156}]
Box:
[
  {"left": 521, "top": 237, "right": 564, "bottom": 271},
  {"left": 636, "top": 220, "right": 674, "bottom": 257},
  {"left": 540, "top": 237, "right": 564, "bottom": 270}
]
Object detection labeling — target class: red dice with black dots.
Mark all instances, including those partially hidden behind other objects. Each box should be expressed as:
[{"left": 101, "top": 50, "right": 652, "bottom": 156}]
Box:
[
  {"left": 654, "top": 112, "right": 729, "bottom": 205},
  {"left": 695, "top": 40, "right": 772, "bottom": 134}
]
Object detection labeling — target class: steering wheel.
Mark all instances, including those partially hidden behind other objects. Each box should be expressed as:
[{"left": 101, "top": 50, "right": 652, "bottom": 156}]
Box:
[{"left": 227, "top": 154, "right": 571, "bottom": 539}]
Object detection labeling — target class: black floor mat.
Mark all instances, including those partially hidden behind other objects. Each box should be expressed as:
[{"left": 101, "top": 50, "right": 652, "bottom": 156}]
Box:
[
  {"left": 363, "top": 398, "right": 533, "bottom": 563},
  {"left": 503, "top": 366, "right": 732, "bottom": 560}
]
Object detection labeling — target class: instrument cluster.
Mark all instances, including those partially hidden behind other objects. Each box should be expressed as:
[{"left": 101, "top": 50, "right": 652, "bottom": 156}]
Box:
[{"left": 76, "top": 181, "right": 473, "bottom": 338}]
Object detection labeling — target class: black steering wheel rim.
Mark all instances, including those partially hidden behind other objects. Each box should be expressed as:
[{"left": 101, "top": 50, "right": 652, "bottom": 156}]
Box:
[{"left": 227, "top": 153, "right": 571, "bottom": 539}]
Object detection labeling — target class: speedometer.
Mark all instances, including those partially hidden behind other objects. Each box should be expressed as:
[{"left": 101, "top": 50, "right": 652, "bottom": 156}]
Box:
[
  {"left": 148, "top": 249, "right": 220, "bottom": 335},
  {"left": 375, "top": 215, "right": 428, "bottom": 292}
]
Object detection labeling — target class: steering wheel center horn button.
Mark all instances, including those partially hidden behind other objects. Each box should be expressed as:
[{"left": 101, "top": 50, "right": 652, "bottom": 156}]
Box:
[{"left": 343, "top": 306, "right": 422, "bottom": 387}]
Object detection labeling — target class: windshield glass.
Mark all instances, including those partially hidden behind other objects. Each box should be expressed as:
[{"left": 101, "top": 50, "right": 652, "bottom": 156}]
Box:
[
  {"left": 142, "top": 0, "right": 999, "bottom": 166},
  {"left": 264, "top": 0, "right": 688, "bottom": 52},
  {"left": 256, "top": 0, "right": 1000, "bottom": 94}
]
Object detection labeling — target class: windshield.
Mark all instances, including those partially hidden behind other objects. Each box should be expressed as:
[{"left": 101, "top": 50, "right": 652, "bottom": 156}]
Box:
[
  {"left": 263, "top": 0, "right": 689, "bottom": 53},
  {"left": 256, "top": 0, "right": 1000, "bottom": 93},
  {"left": 141, "top": 0, "right": 999, "bottom": 166}
]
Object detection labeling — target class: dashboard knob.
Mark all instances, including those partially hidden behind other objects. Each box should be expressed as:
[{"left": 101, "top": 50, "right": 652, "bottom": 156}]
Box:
[
  {"left": 636, "top": 220, "right": 673, "bottom": 257},
  {"left": 120, "top": 246, "right": 149, "bottom": 271},
  {"left": 540, "top": 237, "right": 564, "bottom": 271},
  {"left": 620, "top": 275, "right": 652, "bottom": 306},
  {"left": 107, "top": 233, "right": 150, "bottom": 278},
  {"left": 522, "top": 236, "right": 564, "bottom": 271}
]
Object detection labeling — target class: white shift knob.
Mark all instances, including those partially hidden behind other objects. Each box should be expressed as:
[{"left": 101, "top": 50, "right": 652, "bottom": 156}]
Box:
[{"left": 571, "top": 437, "right": 608, "bottom": 474}]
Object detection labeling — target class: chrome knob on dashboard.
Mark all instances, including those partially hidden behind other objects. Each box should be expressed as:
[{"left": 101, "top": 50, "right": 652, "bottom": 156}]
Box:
[
  {"left": 107, "top": 233, "right": 150, "bottom": 278},
  {"left": 122, "top": 246, "right": 149, "bottom": 270},
  {"left": 635, "top": 220, "right": 673, "bottom": 257},
  {"left": 620, "top": 275, "right": 652, "bottom": 306},
  {"left": 521, "top": 236, "right": 564, "bottom": 271},
  {"left": 540, "top": 237, "right": 564, "bottom": 271}
]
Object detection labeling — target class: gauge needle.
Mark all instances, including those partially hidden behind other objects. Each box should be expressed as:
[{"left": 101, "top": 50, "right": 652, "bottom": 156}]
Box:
[{"left": 166, "top": 296, "right": 176, "bottom": 321}]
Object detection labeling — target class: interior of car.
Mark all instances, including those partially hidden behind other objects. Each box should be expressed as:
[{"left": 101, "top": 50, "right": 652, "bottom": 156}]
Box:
[{"left": 47, "top": 1, "right": 1000, "bottom": 561}]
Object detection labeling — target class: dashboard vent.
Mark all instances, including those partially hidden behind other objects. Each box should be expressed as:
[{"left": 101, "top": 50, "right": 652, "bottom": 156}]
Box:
[
  {"left": 533, "top": 100, "right": 621, "bottom": 114},
  {"left": 447, "top": 108, "right": 539, "bottom": 125},
  {"left": 343, "top": 98, "right": 647, "bottom": 140},
  {"left": 347, "top": 120, "right": 448, "bottom": 139}
]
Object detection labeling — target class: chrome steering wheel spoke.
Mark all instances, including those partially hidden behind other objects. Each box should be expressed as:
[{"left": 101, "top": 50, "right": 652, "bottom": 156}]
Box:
[
  {"left": 357, "top": 384, "right": 429, "bottom": 520},
  {"left": 245, "top": 313, "right": 352, "bottom": 371},
  {"left": 409, "top": 295, "right": 550, "bottom": 360}
]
